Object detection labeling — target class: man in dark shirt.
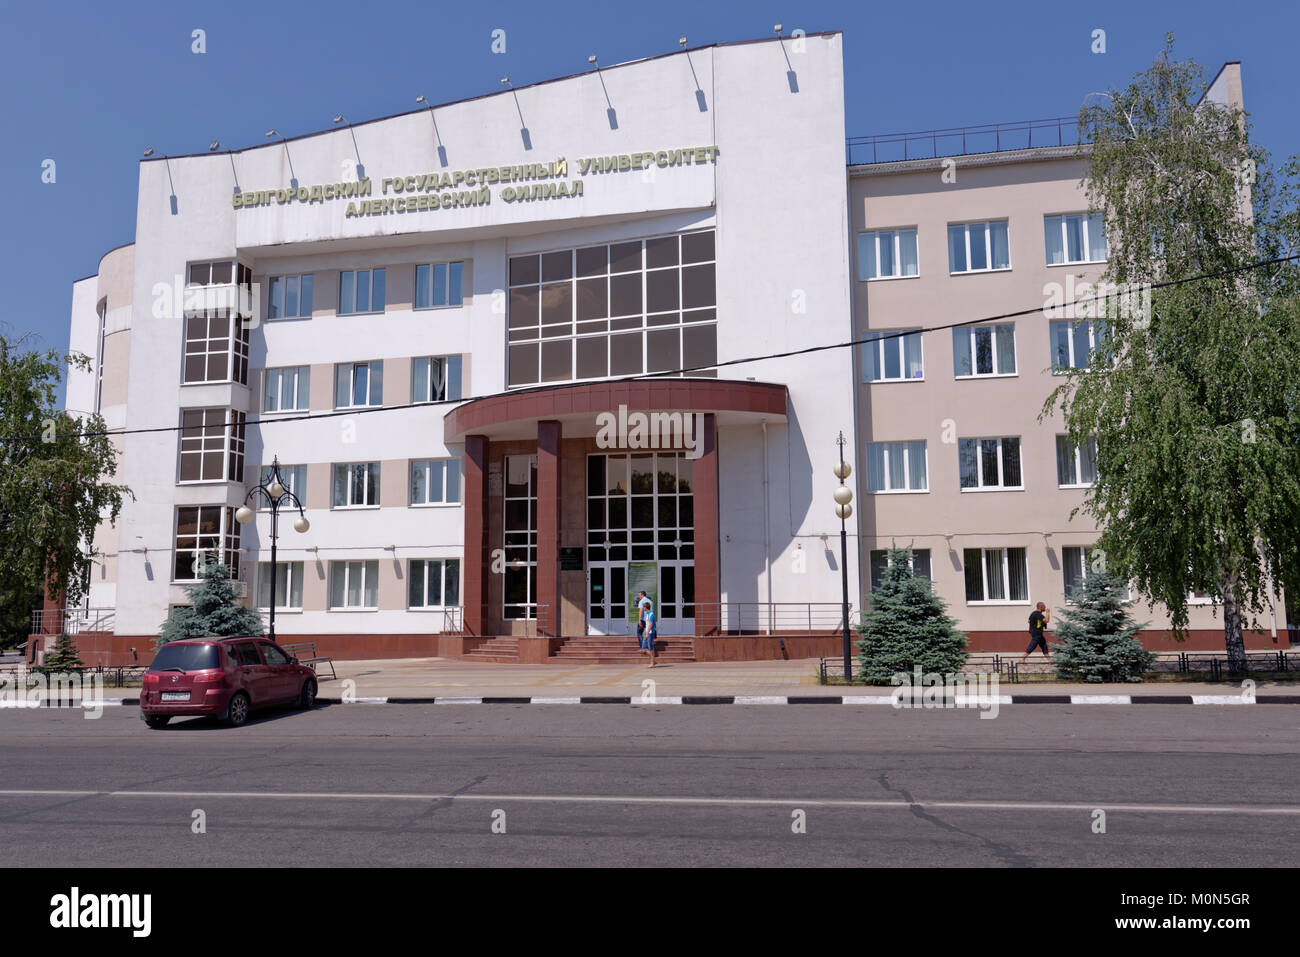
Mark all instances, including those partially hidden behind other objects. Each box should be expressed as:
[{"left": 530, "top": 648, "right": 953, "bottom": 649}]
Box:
[{"left": 1022, "top": 602, "right": 1050, "bottom": 662}]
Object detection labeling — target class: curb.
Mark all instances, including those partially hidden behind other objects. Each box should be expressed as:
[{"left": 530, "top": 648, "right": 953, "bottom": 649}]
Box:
[{"left": 6, "top": 694, "right": 1299, "bottom": 709}]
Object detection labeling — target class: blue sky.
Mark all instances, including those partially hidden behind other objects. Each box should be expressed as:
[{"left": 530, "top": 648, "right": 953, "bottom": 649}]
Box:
[{"left": 3, "top": 0, "right": 1297, "bottom": 381}]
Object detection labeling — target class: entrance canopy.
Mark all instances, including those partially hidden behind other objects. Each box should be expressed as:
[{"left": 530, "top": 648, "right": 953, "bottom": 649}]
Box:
[{"left": 444, "top": 377, "right": 789, "bottom": 441}]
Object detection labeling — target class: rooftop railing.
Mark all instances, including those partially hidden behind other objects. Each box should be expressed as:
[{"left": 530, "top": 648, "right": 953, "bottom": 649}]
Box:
[{"left": 846, "top": 116, "right": 1084, "bottom": 166}]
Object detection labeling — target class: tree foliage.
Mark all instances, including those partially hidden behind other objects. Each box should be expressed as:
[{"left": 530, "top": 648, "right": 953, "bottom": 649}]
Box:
[
  {"left": 157, "top": 560, "right": 264, "bottom": 649},
  {"left": 856, "top": 545, "right": 967, "bottom": 684},
  {"left": 38, "top": 633, "right": 85, "bottom": 673},
  {"left": 0, "top": 335, "right": 131, "bottom": 620},
  {"left": 1051, "top": 571, "right": 1154, "bottom": 683},
  {"left": 1044, "top": 37, "right": 1300, "bottom": 670}
]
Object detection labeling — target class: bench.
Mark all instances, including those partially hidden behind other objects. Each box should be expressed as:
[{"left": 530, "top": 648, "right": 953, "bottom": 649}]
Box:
[{"left": 281, "top": 641, "right": 336, "bottom": 681}]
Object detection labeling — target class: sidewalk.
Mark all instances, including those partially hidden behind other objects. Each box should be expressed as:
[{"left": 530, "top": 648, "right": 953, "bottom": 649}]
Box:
[{"left": 8, "top": 657, "right": 1298, "bottom": 704}]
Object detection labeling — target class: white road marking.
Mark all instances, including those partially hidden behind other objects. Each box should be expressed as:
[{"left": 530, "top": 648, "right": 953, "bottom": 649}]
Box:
[
  {"left": 0, "top": 789, "right": 1296, "bottom": 815},
  {"left": 433, "top": 697, "right": 482, "bottom": 704},
  {"left": 733, "top": 696, "right": 787, "bottom": 705},
  {"left": 531, "top": 697, "right": 582, "bottom": 704},
  {"left": 1071, "top": 696, "right": 1132, "bottom": 704},
  {"left": 1192, "top": 696, "right": 1250, "bottom": 705}
]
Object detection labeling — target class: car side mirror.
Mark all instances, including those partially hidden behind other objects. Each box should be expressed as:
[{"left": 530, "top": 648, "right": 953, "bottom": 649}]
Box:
[{"left": 289, "top": 657, "right": 299, "bottom": 665}]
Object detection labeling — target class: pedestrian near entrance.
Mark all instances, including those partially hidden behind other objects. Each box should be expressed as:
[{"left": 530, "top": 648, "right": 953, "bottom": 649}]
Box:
[
  {"left": 636, "top": 589, "right": 652, "bottom": 647},
  {"left": 1022, "top": 602, "right": 1051, "bottom": 661},
  {"left": 641, "top": 602, "right": 658, "bottom": 667}
]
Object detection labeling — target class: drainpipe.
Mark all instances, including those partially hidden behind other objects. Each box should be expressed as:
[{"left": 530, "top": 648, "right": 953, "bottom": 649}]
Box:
[{"left": 762, "top": 420, "right": 771, "bottom": 635}]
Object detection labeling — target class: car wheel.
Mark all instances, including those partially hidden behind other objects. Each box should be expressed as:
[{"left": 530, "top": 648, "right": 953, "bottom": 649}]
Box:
[
  {"left": 144, "top": 715, "right": 170, "bottom": 729},
  {"left": 298, "top": 680, "right": 317, "bottom": 710},
  {"left": 226, "top": 691, "right": 251, "bottom": 727}
]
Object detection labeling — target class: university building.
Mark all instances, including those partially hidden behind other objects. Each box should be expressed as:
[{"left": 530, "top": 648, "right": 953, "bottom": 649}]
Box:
[
  {"left": 53, "top": 33, "right": 859, "bottom": 665},
  {"left": 46, "top": 37, "right": 1288, "bottom": 665}
]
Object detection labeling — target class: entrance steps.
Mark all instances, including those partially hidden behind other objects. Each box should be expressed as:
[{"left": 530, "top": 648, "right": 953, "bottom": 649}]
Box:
[
  {"left": 549, "top": 635, "right": 695, "bottom": 664},
  {"left": 463, "top": 637, "right": 521, "bottom": 662}
]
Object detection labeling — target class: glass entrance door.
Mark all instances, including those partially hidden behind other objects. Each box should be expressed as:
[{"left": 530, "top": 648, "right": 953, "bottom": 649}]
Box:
[
  {"left": 586, "top": 452, "right": 695, "bottom": 636},
  {"left": 587, "top": 562, "right": 632, "bottom": 636}
]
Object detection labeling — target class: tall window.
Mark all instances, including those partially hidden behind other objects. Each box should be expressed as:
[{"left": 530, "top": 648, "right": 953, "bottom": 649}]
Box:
[
  {"left": 415, "top": 262, "right": 465, "bottom": 308},
  {"left": 268, "top": 274, "right": 314, "bottom": 319},
  {"left": 1050, "top": 319, "right": 1108, "bottom": 370},
  {"left": 182, "top": 314, "right": 249, "bottom": 385},
  {"left": 329, "top": 560, "right": 378, "bottom": 609},
  {"left": 503, "top": 455, "right": 537, "bottom": 619},
  {"left": 409, "top": 559, "right": 461, "bottom": 609},
  {"left": 263, "top": 366, "right": 310, "bottom": 412},
  {"left": 339, "top": 268, "right": 386, "bottom": 315},
  {"left": 948, "top": 220, "right": 1010, "bottom": 273},
  {"left": 1062, "top": 546, "right": 1130, "bottom": 603},
  {"left": 866, "top": 441, "right": 927, "bottom": 492},
  {"left": 507, "top": 229, "right": 717, "bottom": 386},
  {"left": 174, "top": 506, "right": 240, "bottom": 581},
  {"left": 869, "top": 549, "right": 931, "bottom": 591},
  {"left": 953, "top": 324, "right": 1016, "bottom": 377},
  {"left": 964, "top": 547, "right": 1029, "bottom": 603},
  {"left": 411, "top": 459, "right": 462, "bottom": 505},
  {"left": 858, "top": 229, "right": 918, "bottom": 280},
  {"left": 257, "top": 562, "right": 304, "bottom": 610},
  {"left": 178, "top": 409, "right": 244, "bottom": 483},
  {"left": 1056, "top": 436, "right": 1098, "bottom": 487},
  {"left": 411, "top": 356, "right": 462, "bottom": 403},
  {"left": 332, "top": 463, "right": 380, "bottom": 508},
  {"left": 862, "top": 329, "right": 923, "bottom": 381},
  {"left": 1045, "top": 213, "right": 1108, "bottom": 265},
  {"left": 959, "top": 437, "right": 1023, "bottom": 490},
  {"left": 258, "top": 464, "right": 307, "bottom": 508},
  {"left": 335, "top": 361, "right": 383, "bottom": 408}
]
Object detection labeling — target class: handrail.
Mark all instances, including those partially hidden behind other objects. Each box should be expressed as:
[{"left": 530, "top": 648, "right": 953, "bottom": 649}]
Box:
[
  {"left": 847, "top": 116, "right": 1084, "bottom": 165},
  {"left": 690, "top": 602, "right": 850, "bottom": 635},
  {"left": 29, "top": 608, "right": 116, "bottom": 637}
]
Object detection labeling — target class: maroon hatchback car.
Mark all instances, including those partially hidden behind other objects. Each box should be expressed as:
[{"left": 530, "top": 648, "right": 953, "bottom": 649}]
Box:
[{"left": 140, "top": 637, "right": 318, "bottom": 728}]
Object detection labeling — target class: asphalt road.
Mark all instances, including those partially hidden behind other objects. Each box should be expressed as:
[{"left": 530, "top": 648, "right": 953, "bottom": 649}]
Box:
[{"left": 1, "top": 702, "right": 1297, "bottom": 867}]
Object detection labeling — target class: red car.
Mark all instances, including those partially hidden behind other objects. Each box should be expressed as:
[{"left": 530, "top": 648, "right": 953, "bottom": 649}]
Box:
[{"left": 140, "top": 637, "right": 318, "bottom": 728}]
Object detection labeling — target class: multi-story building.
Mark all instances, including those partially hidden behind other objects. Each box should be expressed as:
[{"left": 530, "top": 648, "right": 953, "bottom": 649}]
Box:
[
  {"left": 849, "top": 62, "right": 1287, "bottom": 652},
  {"left": 53, "top": 32, "right": 861, "bottom": 665},
  {"left": 50, "top": 42, "right": 1288, "bottom": 666}
]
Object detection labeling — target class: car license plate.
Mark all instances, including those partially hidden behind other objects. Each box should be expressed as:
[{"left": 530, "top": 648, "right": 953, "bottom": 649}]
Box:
[{"left": 160, "top": 692, "right": 190, "bottom": 702}]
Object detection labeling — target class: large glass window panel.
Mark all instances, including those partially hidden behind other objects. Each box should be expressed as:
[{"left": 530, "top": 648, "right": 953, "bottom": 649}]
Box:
[
  {"left": 1001, "top": 437, "right": 1022, "bottom": 487},
  {"left": 1073, "top": 321, "right": 1092, "bottom": 369},
  {"left": 989, "top": 221, "right": 1010, "bottom": 268},
  {"left": 995, "top": 325, "right": 1016, "bottom": 373},
  {"left": 980, "top": 439, "right": 1000, "bottom": 487},
  {"left": 898, "top": 230, "right": 918, "bottom": 276},
  {"left": 857, "top": 233, "right": 876, "bottom": 280},
  {"left": 952, "top": 328, "right": 972, "bottom": 377},
  {"left": 878, "top": 232, "right": 895, "bottom": 277},
  {"left": 1051, "top": 321, "right": 1072, "bottom": 370},
  {"left": 1045, "top": 216, "right": 1065, "bottom": 265},
  {"left": 984, "top": 550, "right": 1006, "bottom": 600},
  {"left": 964, "top": 549, "right": 983, "bottom": 601},
  {"left": 969, "top": 225, "right": 988, "bottom": 271},
  {"left": 1087, "top": 213, "right": 1108, "bottom": 260},
  {"left": 902, "top": 331, "right": 923, "bottom": 378},
  {"left": 948, "top": 225, "right": 966, "bottom": 272},
  {"left": 887, "top": 442, "right": 906, "bottom": 490},
  {"left": 907, "top": 440, "right": 927, "bottom": 489},
  {"left": 1079, "top": 438, "right": 1098, "bottom": 484},
  {"left": 1056, "top": 435, "right": 1076, "bottom": 485},
  {"left": 974, "top": 327, "right": 993, "bottom": 374},
  {"left": 1065, "top": 215, "right": 1084, "bottom": 263},
  {"left": 1008, "top": 548, "right": 1029, "bottom": 601},
  {"left": 867, "top": 443, "right": 886, "bottom": 492},
  {"left": 958, "top": 439, "right": 978, "bottom": 488},
  {"left": 884, "top": 336, "right": 902, "bottom": 379}
]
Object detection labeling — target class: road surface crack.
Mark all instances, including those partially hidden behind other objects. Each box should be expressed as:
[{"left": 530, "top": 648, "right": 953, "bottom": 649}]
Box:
[{"left": 877, "top": 771, "right": 1034, "bottom": 867}]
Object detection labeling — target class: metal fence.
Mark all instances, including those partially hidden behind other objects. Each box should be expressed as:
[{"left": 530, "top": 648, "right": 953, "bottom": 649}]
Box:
[
  {"left": 846, "top": 116, "right": 1084, "bottom": 166},
  {"left": 693, "top": 602, "right": 849, "bottom": 635},
  {"left": 30, "top": 607, "right": 116, "bottom": 637}
]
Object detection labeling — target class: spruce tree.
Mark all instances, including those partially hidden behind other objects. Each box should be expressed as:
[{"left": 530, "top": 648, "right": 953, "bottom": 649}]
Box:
[
  {"left": 857, "top": 545, "right": 967, "bottom": 684},
  {"left": 1051, "top": 570, "right": 1154, "bottom": 683},
  {"left": 40, "top": 633, "right": 84, "bottom": 672},
  {"left": 157, "top": 560, "right": 263, "bottom": 649}
]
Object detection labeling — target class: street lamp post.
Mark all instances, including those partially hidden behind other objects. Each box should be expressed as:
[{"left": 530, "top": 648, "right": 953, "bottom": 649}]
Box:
[
  {"left": 235, "top": 456, "right": 309, "bottom": 643},
  {"left": 833, "top": 432, "right": 854, "bottom": 681}
]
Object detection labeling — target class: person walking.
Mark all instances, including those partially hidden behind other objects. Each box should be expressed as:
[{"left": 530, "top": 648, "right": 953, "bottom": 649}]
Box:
[
  {"left": 1022, "top": 602, "right": 1051, "bottom": 662},
  {"left": 636, "top": 590, "right": 654, "bottom": 661},
  {"left": 642, "top": 601, "right": 658, "bottom": 667}
]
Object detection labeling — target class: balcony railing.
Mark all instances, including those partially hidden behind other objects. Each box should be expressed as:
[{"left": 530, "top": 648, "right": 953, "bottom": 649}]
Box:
[
  {"left": 692, "top": 602, "right": 851, "bottom": 636},
  {"left": 30, "top": 607, "right": 116, "bottom": 637},
  {"left": 847, "top": 116, "right": 1084, "bottom": 166}
]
